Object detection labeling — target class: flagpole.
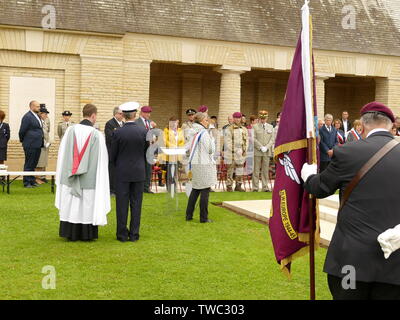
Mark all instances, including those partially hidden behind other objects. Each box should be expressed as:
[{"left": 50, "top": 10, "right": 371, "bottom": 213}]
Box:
[
  {"left": 303, "top": 0, "right": 316, "bottom": 300},
  {"left": 307, "top": 139, "right": 316, "bottom": 300}
]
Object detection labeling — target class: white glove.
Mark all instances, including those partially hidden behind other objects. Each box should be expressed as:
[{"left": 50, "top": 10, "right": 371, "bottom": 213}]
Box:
[
  {"left": 45, "top": 142, "right": 51, "bottom": 148},
  {"left": 378, "top": 224, "right": 400, "bottom": 259},
  {"left": 260, "top": 146, "right": 267, "bottom": 153},
  {"left": 301, "top": 163, "right": 317, "bottom": 182}
]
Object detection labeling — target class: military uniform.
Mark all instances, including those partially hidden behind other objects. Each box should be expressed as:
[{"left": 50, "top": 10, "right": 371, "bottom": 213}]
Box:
[
  {"left": 181, "top": 120, "right": 195, "bottom": 143},
  {"left": 223, "top": 113, "right": 248, "bottom": 192},
  {"left": 181, "top": 108, "right": 196, "bottom": 143},
  {"left": 57, "top": 111, "right": 74, "bottom": 140},
  {"left": 252, "top": 111, "right": 275, "bottom": 192}
]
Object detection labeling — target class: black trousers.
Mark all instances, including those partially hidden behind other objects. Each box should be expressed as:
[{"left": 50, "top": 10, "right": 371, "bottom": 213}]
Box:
[
  {"left": 186, "top": 188, "right": 210, "bottom": 222},
  {"left": 115, "top": 181, "right": 144, "bottom": 241},
  {"left": 328, "top": 274, "right": 400, "bottom": 300},
  {"left": 108, "top": 161, "right": 115, "bottom": 194},
  {"left": 23, "top": 147, "right": 41, "bottom": 186},
  {"left": 144, "top": 162, "right": 151, "bottom": 192}
]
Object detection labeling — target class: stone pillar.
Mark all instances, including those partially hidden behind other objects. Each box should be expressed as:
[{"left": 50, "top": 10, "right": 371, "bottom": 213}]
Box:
[
  {"left": 315, "top": 73, "right": 333, "bottom": 119},
  {"left": 123, "top": 59, "right": 152, "bottom": 106},
  {"left": 181, "top": 73, "right": 202, "bottom": 121},
  {"left": 215, "top": 66, "right": 250, "bottom": 125},
  {"left": 375, "top": 78, "right": 400, "bottom": 115}
]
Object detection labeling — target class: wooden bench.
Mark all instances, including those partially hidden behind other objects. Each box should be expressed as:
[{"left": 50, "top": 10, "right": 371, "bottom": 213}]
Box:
[{"left": 0, "top": 171, "right": 56, "bottom": 194}]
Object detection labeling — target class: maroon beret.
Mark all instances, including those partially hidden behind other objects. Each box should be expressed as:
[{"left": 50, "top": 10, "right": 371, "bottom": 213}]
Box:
[
  {"left": 198, "top": 105, "right": 208, "bottom": 113},
  {"left": 360, "top": 101, "right": 395, "bottom": 123},
  {"left": 232, "top": 112, "right": 242, "bottom": 119},
  {"left": 141, "top": 106, "right": 152, "bottom": 113}
]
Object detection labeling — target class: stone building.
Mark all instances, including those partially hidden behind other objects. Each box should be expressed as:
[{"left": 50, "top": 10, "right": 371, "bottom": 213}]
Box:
[{"left": 0, "top": 0, "right": 399, "bottom": 170}]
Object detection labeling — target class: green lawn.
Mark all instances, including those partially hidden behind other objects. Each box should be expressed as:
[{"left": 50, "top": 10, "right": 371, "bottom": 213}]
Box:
[{"left": 0, "top": 182, "right": 331, "bottom": 300}]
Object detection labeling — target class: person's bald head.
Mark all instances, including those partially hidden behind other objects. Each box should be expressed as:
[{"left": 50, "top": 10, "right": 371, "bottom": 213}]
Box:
[
  {"left": 29, "top": 101, "right": 40, "bottom": 113},
  {"left": 227, "top": 115, "right": 233, "bottom": 125}
]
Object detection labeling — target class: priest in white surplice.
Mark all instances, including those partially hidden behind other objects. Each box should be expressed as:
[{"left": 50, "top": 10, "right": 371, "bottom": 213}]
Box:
[{"left": 55, "top": 104, "right": 110, "bottom": 241}]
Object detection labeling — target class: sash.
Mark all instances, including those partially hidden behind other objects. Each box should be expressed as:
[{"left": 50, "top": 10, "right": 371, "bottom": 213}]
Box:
[
  {"left": 349, "top": 128, "right": 361, "bottom": 141},
  {"left": 188, "top": 130, "right": 206, "bottom": 171},
  {"left": 337, "top": 131, "right": 345, "bottom": 144}
]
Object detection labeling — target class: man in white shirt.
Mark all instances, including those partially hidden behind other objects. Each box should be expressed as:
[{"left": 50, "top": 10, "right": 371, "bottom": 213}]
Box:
[{"left": 340, "top": 111, "right": 352, "bottom": 134}]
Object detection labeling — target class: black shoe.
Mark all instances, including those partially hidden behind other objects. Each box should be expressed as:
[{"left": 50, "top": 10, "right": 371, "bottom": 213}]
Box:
[
  {"left": 129, "top": 235, "right": 140, "bottom": 242},
  {"left": 24, "top": 185, "right": 34, "bottom": 188},
  {"left": 31, "top": 183, "right": 39, "bottom": 187},
  {"left": 186, "top": 217, "right": 193, "bottom": 221},
  {"left": 117, "top": 237, "right": 128, "bottom": 242},
  {"left": 200, "top": 219, "right": 213, "bottom": 223}
]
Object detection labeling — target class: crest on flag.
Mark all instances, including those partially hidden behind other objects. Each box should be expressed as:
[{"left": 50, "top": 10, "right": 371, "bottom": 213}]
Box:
[{"left": 278, "top": 153, "right": 301, "bottom": 185}]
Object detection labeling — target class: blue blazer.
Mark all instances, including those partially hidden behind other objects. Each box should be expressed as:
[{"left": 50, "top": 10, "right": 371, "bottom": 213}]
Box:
[
  {"left": 19, "top": 111, "right": 44, "bottom": 149},
  {"left": 319, "top": 125, "right": 338, "bottom": 162},
  {"left": 111, "top": 122, "right": 148, "bottom": 182},
  {"left": 0, "top": 122, "right": 10, "bottom": 148}
]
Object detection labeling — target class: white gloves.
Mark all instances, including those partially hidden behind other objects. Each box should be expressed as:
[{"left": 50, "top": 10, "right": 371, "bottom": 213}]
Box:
[
  {"left": 301, "top": 163, "right": 317, "bottom": 182},
  {"left": 45, "top": 142, "right": 51, "bottom": 148},
  {"left": 260, "top": 146, "right": 268, "bottom": 153},
  {"left": 378, "top": 224, "right": 400, "bottom": 259}
]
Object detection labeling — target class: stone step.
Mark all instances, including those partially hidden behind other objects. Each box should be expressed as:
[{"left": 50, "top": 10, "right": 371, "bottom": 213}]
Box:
[
  {"left": 318, "top": 205, "right": 337, "bottom": 224},
  {"left": 221, "top": 199, "right": 338, "bottom": 246},
  {"left": 319, "top": 195, "right": 340, "bottom": 210}
]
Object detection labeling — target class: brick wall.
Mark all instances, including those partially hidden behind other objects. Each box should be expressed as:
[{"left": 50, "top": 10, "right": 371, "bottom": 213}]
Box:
[{"left": 325, "top": 77, "right": 376, "bottom": 121}]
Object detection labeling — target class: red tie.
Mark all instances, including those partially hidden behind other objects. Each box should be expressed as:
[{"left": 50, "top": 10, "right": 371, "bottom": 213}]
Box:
[{"left": 145, "top": 121, "right": 149, "bottom": 130}]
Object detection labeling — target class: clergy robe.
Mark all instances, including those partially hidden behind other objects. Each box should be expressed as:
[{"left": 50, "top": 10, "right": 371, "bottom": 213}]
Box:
[{"left": 55, "top": 119, "right": 110, "bottom": 241}]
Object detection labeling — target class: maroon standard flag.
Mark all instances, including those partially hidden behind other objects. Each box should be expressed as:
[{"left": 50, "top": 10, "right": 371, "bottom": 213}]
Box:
[{"left": 269, "top": 14, "right": 319, "bottom": 277}]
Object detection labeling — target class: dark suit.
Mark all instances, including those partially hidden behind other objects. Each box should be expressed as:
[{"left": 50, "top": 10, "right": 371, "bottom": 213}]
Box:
[
  {"left": 319, "top": 125, "right": 338, "bottom": 172},
  {"left": 339, "top": 120, "right": 352, "bottom": 134},
  {"left": 104, "top": 117, "right": 123, "bottom": 194},
  {"left": 135, "top": 117, "right": 152, "bottom": 192},
  {"left": 111, "top": 122, "right": 147, "bottom": 241},
  {"left": 305, "top": 131, "right": 400, "bottom": 299},
  {"left": 0, "top": 122, "right": 10, "bottom": 161},
  {"left": 18, "top": 111, "right": 44, "bottom": 186}
]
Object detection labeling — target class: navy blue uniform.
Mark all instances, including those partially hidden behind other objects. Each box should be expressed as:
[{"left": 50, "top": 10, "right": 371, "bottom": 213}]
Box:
[{"left": 111, "top": 121, "right": 147, "bottom": 241}]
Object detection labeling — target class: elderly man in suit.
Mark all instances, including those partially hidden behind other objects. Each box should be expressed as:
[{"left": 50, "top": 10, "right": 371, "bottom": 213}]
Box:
[
  {"left": 252, "top": 110, "right": 275, "bottom": 192},
  {"left": 302, "top": 102, "right": 400, "bottom": 300},
  {"left": 111, "top": 102, "right": 147, "bottom": 242},
  {"left": 105, "top": 106, "right": 124, "bottom": 195},
  {"left": 319, "top": 113, "right": 338, "bottom": 172},
  {"left": 134, "top": 106, "right": 155, "bottom": 194},
  {"left": 19, "top": 100, "right": 44, "bottom": 188}
]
